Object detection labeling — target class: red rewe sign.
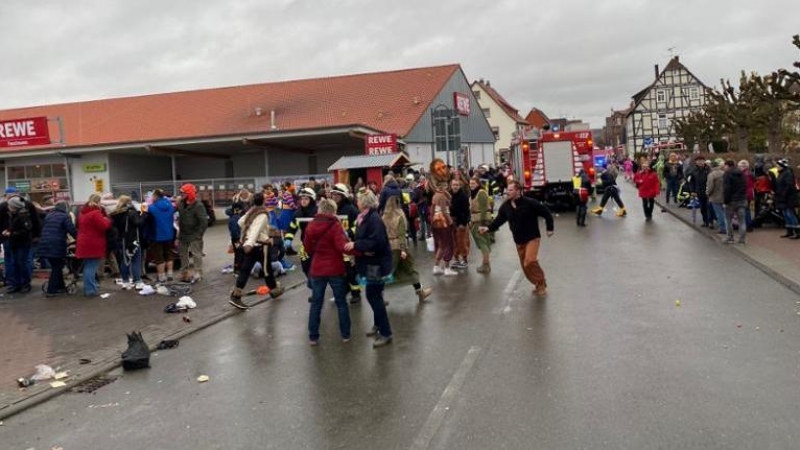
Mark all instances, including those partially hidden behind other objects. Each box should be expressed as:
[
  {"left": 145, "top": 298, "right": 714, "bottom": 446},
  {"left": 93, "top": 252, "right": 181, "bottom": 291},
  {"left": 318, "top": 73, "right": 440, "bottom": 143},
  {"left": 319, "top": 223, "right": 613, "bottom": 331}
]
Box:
[
  {"left": 454, "top": 92, "right": 470, "bottom": 116},
  {"left": 365, "top": 133, "right": 398, "bottom": 156},
  {"left": 0, "top": 117, "right": 51, "bottom": 148}
]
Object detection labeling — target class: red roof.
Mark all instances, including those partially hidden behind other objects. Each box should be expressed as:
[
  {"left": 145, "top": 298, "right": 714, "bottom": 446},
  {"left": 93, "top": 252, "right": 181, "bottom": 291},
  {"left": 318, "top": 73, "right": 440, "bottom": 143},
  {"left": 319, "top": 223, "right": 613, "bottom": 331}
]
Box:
[
  {"left": 0, "top": 64, "right": 461, "bottom": 151},
  {"left": 472, "top": 80, "right": 528, "bottom": 124}
]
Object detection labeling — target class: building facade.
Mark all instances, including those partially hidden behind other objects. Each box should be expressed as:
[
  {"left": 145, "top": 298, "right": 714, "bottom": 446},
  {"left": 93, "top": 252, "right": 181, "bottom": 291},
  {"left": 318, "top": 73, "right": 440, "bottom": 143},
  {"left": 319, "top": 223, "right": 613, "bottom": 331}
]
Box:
[
  {"left": 0, "top": 64, "right": 495, "bottom": 206},
  {"left": 470, "top": 79, "right": 528, "bottom": 166},
  {"left": 624, "top": 56, "right": 710, "bottom": 156}
]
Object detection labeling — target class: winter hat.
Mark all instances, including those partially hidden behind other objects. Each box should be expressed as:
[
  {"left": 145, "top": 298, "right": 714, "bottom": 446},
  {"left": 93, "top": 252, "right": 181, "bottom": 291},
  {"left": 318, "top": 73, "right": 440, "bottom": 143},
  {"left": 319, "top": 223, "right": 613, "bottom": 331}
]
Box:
[
  {"left": 776, "top": 158, "right": 790, "bottom": 169},
  {"left": 8, "top": 197, "right": 24, "bottom": 211},
  {"left": 180, "top": 183, "right": 198, "bottom": 203},
  {"left": 5, "top": 187, "right": 18, "bottom": 195}
]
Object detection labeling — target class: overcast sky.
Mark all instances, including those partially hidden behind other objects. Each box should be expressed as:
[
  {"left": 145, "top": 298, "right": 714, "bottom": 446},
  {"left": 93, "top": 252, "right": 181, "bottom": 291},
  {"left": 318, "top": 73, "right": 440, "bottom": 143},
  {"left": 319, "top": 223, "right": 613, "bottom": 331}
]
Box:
[{"left": 1, "top": 0, "right": 798, "bottom": 128}]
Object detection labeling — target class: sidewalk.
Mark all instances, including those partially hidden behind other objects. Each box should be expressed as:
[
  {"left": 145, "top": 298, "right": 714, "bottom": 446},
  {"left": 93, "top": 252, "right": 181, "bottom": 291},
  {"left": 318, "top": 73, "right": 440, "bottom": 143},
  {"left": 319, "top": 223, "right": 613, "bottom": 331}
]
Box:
[
  {"left": 654, "top": 193, "right": 800, "bottom": 296},
  {"left": 0, "top": 225, "right": 307, "bottom": 419}
]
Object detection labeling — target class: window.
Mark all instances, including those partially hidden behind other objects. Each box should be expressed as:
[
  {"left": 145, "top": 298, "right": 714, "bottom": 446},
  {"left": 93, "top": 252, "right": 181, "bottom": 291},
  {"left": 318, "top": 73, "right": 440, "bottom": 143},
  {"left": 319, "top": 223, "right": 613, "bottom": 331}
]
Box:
[
  {"left": 472, "top": 90, "right": 481, "bottom": 100},
  {"left": 656, "top": 90, "right": 666, "bottom": 103},
  {"left": 658, "top": 114, "right": 668, "bottom": 130},
  {"left": 689, "top": 87, "right": 700, "bottom": 100},
  {"left": 491, "top": 126, "right": 500, "bottom": 141},
  {"left": 482, "top": 108, "right": 491, "bottom": 118}
]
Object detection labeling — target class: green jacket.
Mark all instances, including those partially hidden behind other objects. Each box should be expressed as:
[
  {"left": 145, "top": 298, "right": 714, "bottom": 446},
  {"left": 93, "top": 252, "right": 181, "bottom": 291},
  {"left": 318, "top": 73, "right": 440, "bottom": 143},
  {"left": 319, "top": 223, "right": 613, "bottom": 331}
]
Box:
[{"left": 177, "top": 200, "right": 208, "bottom": 241}]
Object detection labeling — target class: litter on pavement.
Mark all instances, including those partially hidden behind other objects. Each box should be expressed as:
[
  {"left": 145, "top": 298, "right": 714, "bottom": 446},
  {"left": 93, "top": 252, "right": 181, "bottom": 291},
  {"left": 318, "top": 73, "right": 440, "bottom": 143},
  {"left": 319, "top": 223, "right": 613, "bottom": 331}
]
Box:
[
  {"left": 176, "top": 296, "right": 197, "bottom": 309},
  {"left": 156, "top": 339, "right": 180, "bottom": 350},
  {"left": 197, "top": 375, "right": 210, "bottom": 383},
  {"left": 31, "top": 364, "right": 56, "bottom": 381},
  {"left": 139, "top": 285, "right": 156, "bottom": 296}
]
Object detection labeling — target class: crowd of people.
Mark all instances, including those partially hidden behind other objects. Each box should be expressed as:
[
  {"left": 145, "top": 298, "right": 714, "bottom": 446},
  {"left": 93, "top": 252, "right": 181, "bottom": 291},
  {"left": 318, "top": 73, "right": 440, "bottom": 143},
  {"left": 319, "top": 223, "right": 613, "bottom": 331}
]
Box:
[
  {"left": 588, "top": 151, "right": 800, "bottom": 245},
  {"left": 0, "top": 184, "right": 209, "bottom": 297}
]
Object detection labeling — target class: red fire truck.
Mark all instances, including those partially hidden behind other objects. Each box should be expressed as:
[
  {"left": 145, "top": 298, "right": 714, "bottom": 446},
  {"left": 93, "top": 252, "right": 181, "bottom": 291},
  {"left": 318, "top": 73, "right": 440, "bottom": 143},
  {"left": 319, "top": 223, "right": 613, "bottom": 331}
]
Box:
[{"left": 514, "top": 129, "right": 594, "bottom": 210}]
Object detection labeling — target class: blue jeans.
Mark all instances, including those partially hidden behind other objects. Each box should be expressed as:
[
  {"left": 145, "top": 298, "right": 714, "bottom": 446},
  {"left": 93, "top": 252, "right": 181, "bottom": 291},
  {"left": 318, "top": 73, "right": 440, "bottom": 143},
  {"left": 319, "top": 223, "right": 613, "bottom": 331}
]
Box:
[
  {"left": 665, "top": 178, "right": 679, "bottom": 203},
  {"left": 711, "top": 203, "right": 726, "bottom": 232},
  {"left": 82, "top": 258, "right": 101, "bottom": 296},
  {"left": 3, "top": 241, "right": 17, "bottom": 287},
  {"left": 309, "top": 276, "right": 351, "bottom": 341},
  {"left": 783, "top": 208, "right": 799, "bottom": 228},
  {"left": 119, "top": 249, "right": 142, "bottom": 283},
  {"left": 10, "top": 245, "right": 32, "bottom": 288},
  {"left": 366, "top": 282, "right": 392, "bottom": 338}
]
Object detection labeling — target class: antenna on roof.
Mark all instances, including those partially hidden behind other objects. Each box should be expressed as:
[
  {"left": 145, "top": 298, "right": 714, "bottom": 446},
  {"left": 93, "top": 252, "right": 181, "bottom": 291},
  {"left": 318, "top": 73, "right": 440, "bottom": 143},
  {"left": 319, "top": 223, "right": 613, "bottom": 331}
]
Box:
[{"left": 667, "top": 46, "right": 677, "bottom": 58}]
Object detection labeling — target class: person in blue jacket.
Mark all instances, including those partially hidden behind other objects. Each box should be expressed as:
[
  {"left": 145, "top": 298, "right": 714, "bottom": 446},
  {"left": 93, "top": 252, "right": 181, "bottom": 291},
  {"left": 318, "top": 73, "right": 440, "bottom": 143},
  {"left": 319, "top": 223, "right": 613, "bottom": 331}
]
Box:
[
  {"left": 147, "top": 189, "right": 176, "bottom": 283},
  {"left": 38, "top": 201, "right": 77, "bottom": 297}
]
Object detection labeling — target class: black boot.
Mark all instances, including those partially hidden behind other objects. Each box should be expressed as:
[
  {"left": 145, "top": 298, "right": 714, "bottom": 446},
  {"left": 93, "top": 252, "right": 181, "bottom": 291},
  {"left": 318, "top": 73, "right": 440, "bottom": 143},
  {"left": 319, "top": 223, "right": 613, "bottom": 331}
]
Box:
[
  {"left": 781, "top": 228, "right": 794, "bottom": 238},
  {"left": 790, "top": 229, "right": 800, "bottom": 240}
]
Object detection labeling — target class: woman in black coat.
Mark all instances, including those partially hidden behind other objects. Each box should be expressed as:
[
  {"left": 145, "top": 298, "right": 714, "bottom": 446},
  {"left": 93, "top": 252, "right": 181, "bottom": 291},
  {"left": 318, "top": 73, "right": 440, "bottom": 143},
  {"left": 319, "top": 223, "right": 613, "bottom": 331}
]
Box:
[
  {"left": 344, "top": 189, "right": 394, "bottom": 348},
  {"left": 110, "top": 196, "right": 147, "bottom": 289},
  {"left": 774, "top": 160, "right": 799, "bottom": 238},
  {"left": 38, "top": 201, "right": 77, "bottom": 297}
]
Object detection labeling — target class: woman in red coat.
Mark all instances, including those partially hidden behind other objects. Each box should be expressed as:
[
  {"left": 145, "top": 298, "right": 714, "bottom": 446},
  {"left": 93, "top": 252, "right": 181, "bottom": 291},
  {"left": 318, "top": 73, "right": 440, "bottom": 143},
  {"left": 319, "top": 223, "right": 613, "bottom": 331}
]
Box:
[
  {"left": 635, "top": 161, "right": 661, "bottom": 221},
  {"left": 76, "top": 194, "right": 112, "bottom": 296},
  {"left": 302, "top": 198, "right": 351, "bottom": 346}
]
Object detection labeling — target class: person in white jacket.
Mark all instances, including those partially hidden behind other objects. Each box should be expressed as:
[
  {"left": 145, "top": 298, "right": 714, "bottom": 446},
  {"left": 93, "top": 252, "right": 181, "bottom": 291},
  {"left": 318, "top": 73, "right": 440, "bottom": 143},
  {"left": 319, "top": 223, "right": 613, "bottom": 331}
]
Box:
[{"left": 229, "top": 192, "right": 284, "bottom": 310}]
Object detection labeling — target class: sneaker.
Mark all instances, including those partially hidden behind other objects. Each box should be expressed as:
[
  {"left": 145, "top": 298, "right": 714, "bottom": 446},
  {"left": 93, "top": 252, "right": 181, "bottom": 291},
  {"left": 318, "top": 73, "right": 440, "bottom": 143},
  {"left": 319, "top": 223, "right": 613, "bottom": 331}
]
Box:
[
  {"left": 591, "top": 207, "right": 603, "bottom": 215},
  {"left": 534, "top": 286, "right": 548, "bottom": 297},
  {"left": 373, "top": 335, "right": 393, "bottom": 348},
  {"left": 451, "top": 261, "right": 467, "bottom": 269},
  {"left": 121, "top": 282, "right": 133, "bottom": 290},
  {"left": 476, "top": 263, "right": 491, "bottom": 274},
  {"left": 433, "top": 265, "right": 444, "bottom": 275},
  {"left": 365, "top": 326, "right": 379, "bottom": 337},
  {"left": 309, "top": 340, "right": 319, "bottom": 347},
  {"left": 724, "top": 238, "right": 735, "bottom": 244},
  {"left": 443, "top": 268, "right": 458, "bottom": 276},
  {"left": 19, "top": 284, "right": 32, "bottom": 294},
  {"left": 134, "top": 281, "right": 146, "bottom": 290},
  {"left": 616, "top": 208, "right": 627, "bottom": 217},
  {"left": 114, "top": 278, "right": 125, "bottom": 286},
  {"left": 342, "top": 337, "right": 351, "bottom": 343},
  {"left": 269, "top": 285, "right": 285, "bottom": 299},
  {"left": 228, "top": 296, "right": 250, "bottom": 310},
  {"left": 416, "top": 287, "right": 433, "bottom": 302}
]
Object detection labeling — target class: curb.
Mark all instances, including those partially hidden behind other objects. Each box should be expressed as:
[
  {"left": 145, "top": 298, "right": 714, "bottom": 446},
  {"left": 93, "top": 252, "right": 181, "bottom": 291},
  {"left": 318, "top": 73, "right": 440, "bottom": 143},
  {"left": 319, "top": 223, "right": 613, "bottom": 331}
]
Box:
[
  {"left": 655, "top": 198, "right": 800, "bottom": 297},
  {"left": 0, "top": 279, "right": 306, "bottom": 421}
]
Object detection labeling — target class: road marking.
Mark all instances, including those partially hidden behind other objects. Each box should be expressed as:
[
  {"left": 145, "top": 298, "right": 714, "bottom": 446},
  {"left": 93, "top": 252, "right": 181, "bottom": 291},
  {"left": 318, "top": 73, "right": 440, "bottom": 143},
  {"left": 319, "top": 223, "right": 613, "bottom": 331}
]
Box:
[
  {"left": 409, "top": 346, "right": 482, "bottom": 450},
  {"left": 503, "top": 270, "right": 522, "bottom": 295}
]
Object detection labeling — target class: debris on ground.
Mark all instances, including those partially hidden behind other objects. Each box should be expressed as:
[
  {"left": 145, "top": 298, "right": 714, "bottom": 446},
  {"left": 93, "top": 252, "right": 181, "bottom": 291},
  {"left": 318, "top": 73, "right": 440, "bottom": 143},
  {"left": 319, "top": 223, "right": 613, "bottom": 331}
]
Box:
[
  {"left": 675, "top": 300, "right": 681, "bottom": 307},
  {"left": 139, "top": 284, "right": 156, "bottom": 296},
  {"left": 79, "top": 358, "right": 92, "bottom": 365},
  {"left": 54, "top": 371, "right": 69, "bottom": 380},
  {"left": 17, "top": 377, "right": 34, "bottom": 388},
  {"left": 121, "top": 331, "right": 151, "bottom": 370},
  {"left": 31, "top": 364, "right": 56, "bottom": 381},
  {"left": 182, "top": 316, "right": 192, "bottom": 323},
  {"left": 156, "top": 339, "right": 180, "bottom": 350},
  {"left": 197, "top": 375, "right": 210, "bottom": 383},
  {"left": 176, "top": 296, "right": 197, "bottom": 309},
  {"left": 100, "top": 293, "right": 111, "bottom": 299},
  {"left": 50, "top": 380, "right": 67, "bottom": 388}
]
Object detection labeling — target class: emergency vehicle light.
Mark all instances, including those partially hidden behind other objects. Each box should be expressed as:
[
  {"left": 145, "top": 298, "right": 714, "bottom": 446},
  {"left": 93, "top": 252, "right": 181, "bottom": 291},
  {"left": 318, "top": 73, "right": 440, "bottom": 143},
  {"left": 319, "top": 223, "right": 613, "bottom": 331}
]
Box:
[
  {"left": 524, "top": 170, "right": 531, "bottom": 180},
  {"left": 553, "top": 133, "right": 560, "bottom": 139}
]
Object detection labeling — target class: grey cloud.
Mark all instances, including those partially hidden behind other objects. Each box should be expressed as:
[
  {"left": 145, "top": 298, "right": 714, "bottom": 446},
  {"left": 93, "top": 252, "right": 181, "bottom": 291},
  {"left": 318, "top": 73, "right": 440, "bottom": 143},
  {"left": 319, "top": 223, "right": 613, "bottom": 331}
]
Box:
[{"left": 1, "top": 0, "right": 798, "bottom": 128}]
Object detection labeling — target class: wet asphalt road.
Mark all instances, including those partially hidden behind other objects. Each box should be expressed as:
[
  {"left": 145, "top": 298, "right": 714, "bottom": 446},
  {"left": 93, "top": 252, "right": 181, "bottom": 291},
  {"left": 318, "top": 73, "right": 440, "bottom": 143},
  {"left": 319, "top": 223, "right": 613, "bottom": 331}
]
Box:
[{"left": 3, "top": 191, "right": 800, "bottom": 449}]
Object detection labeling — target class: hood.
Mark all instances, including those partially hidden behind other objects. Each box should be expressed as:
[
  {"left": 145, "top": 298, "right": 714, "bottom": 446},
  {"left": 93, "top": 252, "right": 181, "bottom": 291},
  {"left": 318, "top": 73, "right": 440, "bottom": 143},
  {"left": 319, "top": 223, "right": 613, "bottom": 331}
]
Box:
[{"left": 180, "top": 183, "right": 197, "bottom": 203}]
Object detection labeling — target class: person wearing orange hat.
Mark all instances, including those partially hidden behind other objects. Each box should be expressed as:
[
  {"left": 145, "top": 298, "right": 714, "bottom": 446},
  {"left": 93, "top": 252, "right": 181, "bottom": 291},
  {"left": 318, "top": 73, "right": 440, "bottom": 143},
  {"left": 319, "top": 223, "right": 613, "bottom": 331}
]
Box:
[{"left": 176, "top": 183, "right": 208, "bottom": 283}]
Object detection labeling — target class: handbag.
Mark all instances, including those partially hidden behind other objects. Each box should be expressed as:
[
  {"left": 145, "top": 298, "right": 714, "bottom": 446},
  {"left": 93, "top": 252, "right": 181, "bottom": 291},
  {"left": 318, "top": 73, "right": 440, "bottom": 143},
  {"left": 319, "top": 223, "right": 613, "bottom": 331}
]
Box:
[{"left": 426, "top": 236, "right": 435, "bottom": 252}]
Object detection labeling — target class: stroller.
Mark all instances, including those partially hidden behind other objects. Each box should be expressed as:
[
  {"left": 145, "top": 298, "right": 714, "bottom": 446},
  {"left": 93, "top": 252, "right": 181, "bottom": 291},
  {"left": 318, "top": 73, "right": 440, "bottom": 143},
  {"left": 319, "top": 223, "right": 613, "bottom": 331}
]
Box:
[
  {"left": 41, "top": 246, "right": 83, "bottom": 295},
  {"left": 752, "top": 192, "right": 785, "bottom": 228},
  {"left": 676, "top": 181, "right": 693, "bottom": 208}
]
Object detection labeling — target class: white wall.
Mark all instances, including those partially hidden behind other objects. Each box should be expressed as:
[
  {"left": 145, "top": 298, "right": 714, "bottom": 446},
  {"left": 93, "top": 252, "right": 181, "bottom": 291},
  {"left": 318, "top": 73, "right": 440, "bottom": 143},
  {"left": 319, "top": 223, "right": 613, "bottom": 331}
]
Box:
[{"left": 71, "top": 153, "right": 109, "bottom": 202}]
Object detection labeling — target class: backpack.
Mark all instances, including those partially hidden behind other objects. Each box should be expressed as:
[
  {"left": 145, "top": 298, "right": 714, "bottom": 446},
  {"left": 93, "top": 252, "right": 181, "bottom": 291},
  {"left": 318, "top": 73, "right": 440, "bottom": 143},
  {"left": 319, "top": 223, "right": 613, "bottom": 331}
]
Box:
[{"left": 10, "top": 205, "right": 33, "bottom": 240}]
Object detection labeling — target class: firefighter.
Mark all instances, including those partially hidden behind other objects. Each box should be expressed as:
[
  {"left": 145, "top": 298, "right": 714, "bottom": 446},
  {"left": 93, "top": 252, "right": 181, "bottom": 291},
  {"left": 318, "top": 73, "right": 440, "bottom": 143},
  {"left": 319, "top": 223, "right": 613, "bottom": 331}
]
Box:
[
  {"left": 283, "top": 187, "right": 318, "bottom": 301},
  {"left": 331, "top": 183, "right": 362, "bottom": 303}
]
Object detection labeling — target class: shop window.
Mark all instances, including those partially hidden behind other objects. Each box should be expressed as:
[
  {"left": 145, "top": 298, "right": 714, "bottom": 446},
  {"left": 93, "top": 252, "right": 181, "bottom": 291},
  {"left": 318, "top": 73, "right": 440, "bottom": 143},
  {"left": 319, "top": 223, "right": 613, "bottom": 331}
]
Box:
[
  {"left": 8, "top": 166, "right": 25, "bottom": 179},
  {"left": 52, "top": 164, "right": 67, "bottom": 177}
]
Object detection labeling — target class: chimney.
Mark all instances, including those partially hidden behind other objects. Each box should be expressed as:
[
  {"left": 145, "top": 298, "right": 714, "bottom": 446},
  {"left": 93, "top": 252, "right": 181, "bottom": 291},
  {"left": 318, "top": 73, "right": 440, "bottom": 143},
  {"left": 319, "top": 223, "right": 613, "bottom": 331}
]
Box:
[
  {"left": 486, "top": 79, "right": 491, "bottom": 87},
  {"left": 654, "top": 64, "right": 659, "bottom": 80},
  {"left": 674, "top": 55, "right": 679, "bottom": 63}
]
